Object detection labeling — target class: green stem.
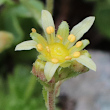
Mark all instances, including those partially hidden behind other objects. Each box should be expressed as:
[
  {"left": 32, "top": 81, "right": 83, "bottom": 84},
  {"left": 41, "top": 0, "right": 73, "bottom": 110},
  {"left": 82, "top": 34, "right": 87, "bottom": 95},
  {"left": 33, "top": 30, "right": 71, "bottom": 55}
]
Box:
[
  {"left": 47, "top": 85, "right": 55, "bottom": 110},
  {"left": 46, "top": 0, "right": 54, "bottom": 14}
]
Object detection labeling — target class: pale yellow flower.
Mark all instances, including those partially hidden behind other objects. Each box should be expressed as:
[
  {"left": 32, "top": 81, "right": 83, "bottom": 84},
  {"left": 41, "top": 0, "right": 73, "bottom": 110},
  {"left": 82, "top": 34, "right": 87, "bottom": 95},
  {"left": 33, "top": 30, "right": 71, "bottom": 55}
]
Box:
[{"left": 15, "top": 10, "right": 96, "bottom": 81}]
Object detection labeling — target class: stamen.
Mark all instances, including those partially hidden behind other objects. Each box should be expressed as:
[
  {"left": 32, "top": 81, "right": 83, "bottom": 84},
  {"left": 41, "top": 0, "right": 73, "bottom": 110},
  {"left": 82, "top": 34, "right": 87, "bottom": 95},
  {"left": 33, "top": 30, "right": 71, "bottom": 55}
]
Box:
[
  {"left": 46, "top": 26, "right": 54, "bottom": 34},
  {"left": 65, "top": 56, "right": 72, "bottom": 60},
  {"left": 51, "top": 58, "right": 59, "bottom": 64},
  {"left": 76, "top": 41, "right": 83, "bottom": 47},
  {"left": 36, "top": 44, "right": 43, "bottom": 51},
  {"left": 31, "top": 28, "right": 36, "bottom": 33},
  {"left": 68, "top": 34, "right": 76, "bottom": 43},
  {"left": 46, "top": 46, "right": 50, "bottom": 52},
  {"left": 73, "top": 51, "right": 80, "bottom": 58},
  {"left": 57, "top": 35, "right": 63, "bottom": 41}
]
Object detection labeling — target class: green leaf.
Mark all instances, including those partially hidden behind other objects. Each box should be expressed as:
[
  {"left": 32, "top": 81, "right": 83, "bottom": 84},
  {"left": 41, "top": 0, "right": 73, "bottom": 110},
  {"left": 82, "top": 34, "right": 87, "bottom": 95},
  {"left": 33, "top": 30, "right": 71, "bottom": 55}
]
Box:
[
  {"left": 21, "top": 0, "right": 44, "bottom": 26},
  {"left": 0, "top": 0, "right": 6, "bottom": 5},
  {"left": 12, "top": 4, "right": 32, "bottom": 18},
  {"left": 94, "top": 1, "right": 110, "bottom": 39},
  {"left": 3, "top": 9, "right": 24, "bottom": 44},
  {"left": 42, "top": 87, "right": 48, "bottom": 107}
]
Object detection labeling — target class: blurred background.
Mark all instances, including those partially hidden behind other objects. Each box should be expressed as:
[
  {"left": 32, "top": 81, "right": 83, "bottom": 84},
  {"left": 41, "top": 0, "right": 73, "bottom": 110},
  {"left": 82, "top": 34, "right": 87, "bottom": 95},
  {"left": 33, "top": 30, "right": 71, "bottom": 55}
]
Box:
[{"left": 0, "top": 0, "right": 110, "bottom": 110}]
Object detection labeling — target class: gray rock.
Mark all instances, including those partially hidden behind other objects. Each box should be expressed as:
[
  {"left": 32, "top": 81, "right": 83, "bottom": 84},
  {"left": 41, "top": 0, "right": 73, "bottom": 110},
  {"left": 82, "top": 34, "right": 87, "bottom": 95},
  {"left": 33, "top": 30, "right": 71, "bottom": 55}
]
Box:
[{"left": 60, "top": 50, "right": 110, "bottom": 110}]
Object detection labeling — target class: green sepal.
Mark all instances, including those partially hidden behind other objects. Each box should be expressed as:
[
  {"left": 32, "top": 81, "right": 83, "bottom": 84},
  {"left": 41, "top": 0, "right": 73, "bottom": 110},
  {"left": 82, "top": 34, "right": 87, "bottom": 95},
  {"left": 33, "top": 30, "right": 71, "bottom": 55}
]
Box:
[
  {"left": 34, "top": 59, "right": 46, "bottom": 71},
  {"left": 38, "top": 54, "right": 47, "bottom": 61},
  {"left": 57, "top": 67, "right": 71, "bottom": 80},
  {"left": 70, "top": 60, "right": 89, "bottom": 73},
  {"left": 69, "top": 39, "right": 90, "bottom": 54},
  {"left": 56, "top": 21, "right": 69, "bottom": 44},
  {"left": 60, "top": 60, "right": 72, "bottom": 68},
  {"left": 36, "top": 77, "right": 50, "bottom": 88},
  {"left": 30, "top": 32, "right": 47, "bottom": 47}
]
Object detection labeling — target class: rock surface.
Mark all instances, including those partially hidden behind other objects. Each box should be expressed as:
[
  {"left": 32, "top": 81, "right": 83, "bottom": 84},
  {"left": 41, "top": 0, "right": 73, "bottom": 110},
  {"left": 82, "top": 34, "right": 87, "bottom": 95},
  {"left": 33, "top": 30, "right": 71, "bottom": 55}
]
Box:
[{"left": 60, "top": 50, "right": 110, "bottom": 110}]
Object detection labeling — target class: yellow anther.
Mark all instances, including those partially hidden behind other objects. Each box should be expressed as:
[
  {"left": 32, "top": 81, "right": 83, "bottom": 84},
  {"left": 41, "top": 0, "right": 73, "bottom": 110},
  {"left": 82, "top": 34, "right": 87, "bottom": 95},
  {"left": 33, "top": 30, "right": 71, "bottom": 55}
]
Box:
[
  {"left": 57, "top": 35, "right": 63, "bottom": 41},
  {"left": 51, "top": 58, "right": 59, "bottom": 64},
  {"left": 46, "top": 26, "right": 54, "bottom": 34},
  {"left": 31, "top": 28, "right": 36, "bottom": 33},
  {"left": 46, "top": 46, "right": 50, "bottom": 52},
  {"left": 73, "top": 51, "right": 80, "bottom": 58},
  {"left": 65, "top": 56, "right": 72, "bottom": 60},
  {"left": 76, "top": 41, "right": 83, "bottom": 48},
  {"left": 68, "top": 34, "right": 76, "bottom": 43},
  {"left": 36, "top": 44, "right": 43, "bottom": 51}
]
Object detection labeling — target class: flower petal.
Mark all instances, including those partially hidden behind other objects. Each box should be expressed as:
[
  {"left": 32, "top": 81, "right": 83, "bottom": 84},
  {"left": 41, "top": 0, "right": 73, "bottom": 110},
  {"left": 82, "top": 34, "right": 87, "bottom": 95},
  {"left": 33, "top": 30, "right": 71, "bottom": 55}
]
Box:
[
  {"left": 15, "top": 40, "right": 37, "bottom": 51},
  {"left": 30, "top": 32, "right": 47, "bottom": 47},
  {"left": 41, "top": 10, "right": 55, "bottom": 43},
  {"left": 75, "top": 55, "right": 96, "bottom": 71},
  {"left": 69, "top": 16, "right": 95, "bottom": 48},
  {"left": 80, "top": 50, "right": 91, "bottom": 58},
  {"left": 69, "top": 39, "right": 90, "bottom": 54},
  {"left": 44, "top": 62, "right": 60, "bottom": 82},
  {"left": 56, "top": 21, "right": 69, "bottom": 44}
]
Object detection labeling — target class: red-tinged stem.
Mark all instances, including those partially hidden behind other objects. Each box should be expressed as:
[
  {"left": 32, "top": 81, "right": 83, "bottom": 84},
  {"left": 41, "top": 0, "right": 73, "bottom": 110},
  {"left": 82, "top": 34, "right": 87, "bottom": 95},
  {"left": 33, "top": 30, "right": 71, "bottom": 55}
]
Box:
[
  {"left": 47, "top": 86, "right": 55, "bottom": 110},
  {"left": 55, "top": 81, "right": 63, "bottom": 96}
]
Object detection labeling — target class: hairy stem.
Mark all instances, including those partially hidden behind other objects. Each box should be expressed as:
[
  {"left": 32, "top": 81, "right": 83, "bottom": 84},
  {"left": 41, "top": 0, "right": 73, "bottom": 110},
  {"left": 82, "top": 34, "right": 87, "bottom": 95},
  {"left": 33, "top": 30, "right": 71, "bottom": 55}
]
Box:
[
  {"left": 47, "top": 86, "right": 55, "bottom": 110},
  {"left": 46, "top": 0, "right": 54, "bottom": 14}
]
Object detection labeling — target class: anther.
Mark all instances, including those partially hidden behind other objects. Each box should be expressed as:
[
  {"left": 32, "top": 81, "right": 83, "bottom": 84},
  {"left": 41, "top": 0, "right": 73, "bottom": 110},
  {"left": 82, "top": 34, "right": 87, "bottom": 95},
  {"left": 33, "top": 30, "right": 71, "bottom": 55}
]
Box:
[
  {"left": 68, "top": 34, "right": 76, "bottom": 43},
  {"left": 65, "top": 56, "right": 72, "bottom": 60},
  {"left": 46, "top": 46, "right": 50, "bottom": 52},
  {"left": 57, "top": 35, "right": 63, "bottom": 41},
  {"left": 51, "top": 58, "right": 59, "bottom": 64},
  {"left": 36, "top": 44, "right": 43, "bottom": 51},
  {"left": 76, "top": 41, "right": 83, "bottom": 48},
  {"left": 73, "top": 51, "right": 80, "bottom": 58},
  {"left": 46, "top": 26, "right": 54, "bottom": 34},
  {"left": 31, "top": 28, "right": 36, "bottom": 33}
]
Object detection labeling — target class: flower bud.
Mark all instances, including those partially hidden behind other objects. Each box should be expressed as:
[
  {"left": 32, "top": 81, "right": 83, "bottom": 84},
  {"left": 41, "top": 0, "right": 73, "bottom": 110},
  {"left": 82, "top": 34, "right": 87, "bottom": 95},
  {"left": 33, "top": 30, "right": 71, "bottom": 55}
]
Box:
[
  {"left": 0, "top": 31, "right": 14, "bottom": 53},
  {"left": 32, "top": 59, "right": 46, "bottom": 81},
  {"left": 70, "top": 60, "right": 89, "bottom": 73}
]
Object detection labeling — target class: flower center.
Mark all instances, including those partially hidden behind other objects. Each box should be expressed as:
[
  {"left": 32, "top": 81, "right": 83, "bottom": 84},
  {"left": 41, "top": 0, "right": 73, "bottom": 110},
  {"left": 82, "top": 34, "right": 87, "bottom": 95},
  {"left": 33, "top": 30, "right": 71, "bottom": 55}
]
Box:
[{"left": 49, "top": 43, "right": 69, "bottom": 62}]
